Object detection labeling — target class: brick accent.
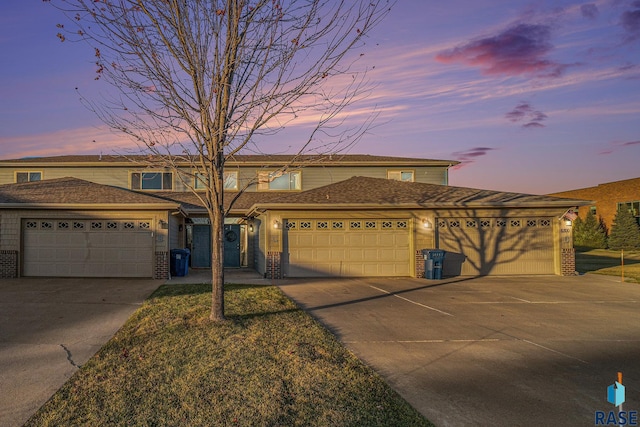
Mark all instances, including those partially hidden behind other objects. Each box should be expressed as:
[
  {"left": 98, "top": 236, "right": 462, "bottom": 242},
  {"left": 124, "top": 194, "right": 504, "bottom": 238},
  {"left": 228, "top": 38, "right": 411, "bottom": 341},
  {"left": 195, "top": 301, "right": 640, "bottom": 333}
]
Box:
[
  {"left": 266, "top": 251, "right": 282, "bottom": 279},
  {"left": 415, "top": 250, "right": 425, "bottom": 278},
  {"left": 155, "top": 251, "right": 169, "bottom": 279},
  {"left": 561, "top": 248, "right": 577, "bottom": 276},
  {"left": 0, "top": 250, "right": 18, "bottom": 278}
]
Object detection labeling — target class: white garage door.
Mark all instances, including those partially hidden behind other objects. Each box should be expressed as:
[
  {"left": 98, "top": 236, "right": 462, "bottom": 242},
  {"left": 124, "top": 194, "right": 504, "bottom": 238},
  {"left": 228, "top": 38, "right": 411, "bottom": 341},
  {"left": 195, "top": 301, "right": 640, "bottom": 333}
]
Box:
[
  {"left": 437, "top": 217, "right": 555, "bottom": 275},
  {"left": 23, "top": 219, "right": 154, "bottom": 278},
  {"left": 284, "top": 219, "right": 411, "bottom": 277}
]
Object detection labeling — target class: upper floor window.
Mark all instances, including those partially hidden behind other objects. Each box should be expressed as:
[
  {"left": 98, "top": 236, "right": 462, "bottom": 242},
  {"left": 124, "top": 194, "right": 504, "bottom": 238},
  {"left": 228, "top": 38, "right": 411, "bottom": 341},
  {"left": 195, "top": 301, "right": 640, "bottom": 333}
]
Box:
[
  {"left": 131, "top": 172, "right": 173, "bottom": 190},
  {"left": 387, "top": 170, "right": 414, "bottom": 182},
  {"left": 257, "top": 170, "right": 301, "bottom": 191},
  {"left": 195, "top": 171, "right": 238, "bottom": 190},
  {"left": 16, "top": 171, "right": 42, "bottom": 183}
]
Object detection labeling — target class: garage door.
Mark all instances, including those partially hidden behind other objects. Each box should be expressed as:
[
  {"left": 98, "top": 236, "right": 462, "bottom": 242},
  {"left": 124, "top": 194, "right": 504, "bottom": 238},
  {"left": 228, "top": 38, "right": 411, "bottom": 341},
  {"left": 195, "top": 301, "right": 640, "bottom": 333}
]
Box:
[
  {"left": 23, "top": 219, "right": 154, "bottom": 277},
  {"left": 284, "top": 219, "right": 411, "bottom": 277},
  {"left": 437, "top": 217, "right": 555, "bottom": 275}
]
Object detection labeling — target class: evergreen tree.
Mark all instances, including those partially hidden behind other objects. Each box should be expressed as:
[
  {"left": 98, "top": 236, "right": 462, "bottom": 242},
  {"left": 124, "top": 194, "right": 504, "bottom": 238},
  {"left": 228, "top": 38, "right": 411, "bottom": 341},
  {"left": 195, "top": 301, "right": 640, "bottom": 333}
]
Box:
[
  {"left": 608, "top": 208, "right": 640, "bottom": 251},
  {"left": 573, "top": 210, "right": 607, "bottom": 249}
]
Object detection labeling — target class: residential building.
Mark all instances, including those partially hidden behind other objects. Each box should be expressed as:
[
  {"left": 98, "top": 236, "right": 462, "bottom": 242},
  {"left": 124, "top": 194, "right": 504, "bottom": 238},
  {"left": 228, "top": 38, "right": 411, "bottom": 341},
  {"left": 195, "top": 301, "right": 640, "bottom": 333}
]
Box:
[
  {"left": 0, "top": 154, "right": 588, "bottom": 279},
  {"left": 549, "top": 177, "right": 640, "bottom": 232}
]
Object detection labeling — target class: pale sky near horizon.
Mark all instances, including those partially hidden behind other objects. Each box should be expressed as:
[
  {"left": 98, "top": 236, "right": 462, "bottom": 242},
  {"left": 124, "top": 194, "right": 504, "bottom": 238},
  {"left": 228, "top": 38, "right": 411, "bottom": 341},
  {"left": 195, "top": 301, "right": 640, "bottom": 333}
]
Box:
[{"left": 1, "top": 1, "right": 639, "bottom": 195}]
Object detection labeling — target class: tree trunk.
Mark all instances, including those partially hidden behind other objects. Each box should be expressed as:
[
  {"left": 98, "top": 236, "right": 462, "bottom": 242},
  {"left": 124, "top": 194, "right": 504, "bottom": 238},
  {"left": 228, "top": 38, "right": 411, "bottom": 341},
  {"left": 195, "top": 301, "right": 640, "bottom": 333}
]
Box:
[{"left": 210, "top": 206, "right": 225, "bottom": 321}]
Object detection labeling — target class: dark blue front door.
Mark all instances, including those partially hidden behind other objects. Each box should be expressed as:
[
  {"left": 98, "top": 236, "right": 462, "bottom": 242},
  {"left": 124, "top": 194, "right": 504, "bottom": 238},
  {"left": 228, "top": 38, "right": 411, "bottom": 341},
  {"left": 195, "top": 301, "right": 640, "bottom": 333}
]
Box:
[
  {"left": 191, "top": 225, "right": 211, "bottom": 268},
  {"left": 224, "top": 225, "right": 241, "bottom": 268}
]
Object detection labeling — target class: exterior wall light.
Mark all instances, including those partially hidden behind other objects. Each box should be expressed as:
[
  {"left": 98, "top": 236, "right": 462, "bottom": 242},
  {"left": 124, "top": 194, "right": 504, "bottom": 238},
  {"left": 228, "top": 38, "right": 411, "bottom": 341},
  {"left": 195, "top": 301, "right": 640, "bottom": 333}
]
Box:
[
  {"left": 422, "top": 219, "right": 432, "bottom": 229},
  {"left": 273, "top": 220, "right": 281, "bottom": 229},
  {"left": 565, "top": 219, "right": 572, "bottom": 227},
  {"left": 249, "top": 224, "right": 254, "bottom": 232}
]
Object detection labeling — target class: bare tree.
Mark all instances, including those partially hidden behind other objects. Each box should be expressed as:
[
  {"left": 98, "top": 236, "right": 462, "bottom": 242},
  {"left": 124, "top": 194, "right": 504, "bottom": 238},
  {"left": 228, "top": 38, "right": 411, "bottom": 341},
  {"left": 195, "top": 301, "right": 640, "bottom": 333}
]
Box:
[{"left": 48, "top": 0, "right": 392, "bottom": 321}]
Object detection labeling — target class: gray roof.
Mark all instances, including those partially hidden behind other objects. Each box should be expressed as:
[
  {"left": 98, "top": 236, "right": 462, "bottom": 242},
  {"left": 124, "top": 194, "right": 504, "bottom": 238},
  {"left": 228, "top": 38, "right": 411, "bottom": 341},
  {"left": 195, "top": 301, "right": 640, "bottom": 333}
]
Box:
[
  {"left": 0, "top": 177, "right": 178, "bottom": 207},
  {"left": 253, "top": 176, "right": 591, "bottom": 209},
  {"left": 0, "top": 154, "right": 458, "bottom": 167}
]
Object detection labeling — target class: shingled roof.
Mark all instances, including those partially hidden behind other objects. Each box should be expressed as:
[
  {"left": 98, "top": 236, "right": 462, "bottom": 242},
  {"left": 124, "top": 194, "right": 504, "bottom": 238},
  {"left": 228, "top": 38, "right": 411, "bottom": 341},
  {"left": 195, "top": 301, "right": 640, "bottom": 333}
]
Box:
[
  {"left": 0, "top": 154, "right": 458, "bottom": 167},
  {"left": 250, "top": 176, "right": 591, "bottom": 210},
  {"left": 0, "top": 177, "right": 179, "bottom": 207}
]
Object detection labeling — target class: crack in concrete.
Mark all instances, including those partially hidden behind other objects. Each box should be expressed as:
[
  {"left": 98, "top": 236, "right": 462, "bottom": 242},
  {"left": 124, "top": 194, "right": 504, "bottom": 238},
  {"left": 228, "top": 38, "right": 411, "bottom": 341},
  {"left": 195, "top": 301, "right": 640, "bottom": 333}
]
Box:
[{"left": 60, "top": 344, "right": 82, "bottom": 368}]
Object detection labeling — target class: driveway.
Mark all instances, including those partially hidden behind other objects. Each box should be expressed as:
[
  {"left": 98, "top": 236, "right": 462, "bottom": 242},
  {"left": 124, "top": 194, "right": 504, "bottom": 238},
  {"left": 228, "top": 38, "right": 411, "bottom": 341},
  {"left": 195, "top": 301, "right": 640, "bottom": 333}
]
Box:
[
  {"left": 0, "top": 278, "right": 161, "bottom": 427},
  {"left": 277, "top": 274, "right": 640, "bottom": 426}
]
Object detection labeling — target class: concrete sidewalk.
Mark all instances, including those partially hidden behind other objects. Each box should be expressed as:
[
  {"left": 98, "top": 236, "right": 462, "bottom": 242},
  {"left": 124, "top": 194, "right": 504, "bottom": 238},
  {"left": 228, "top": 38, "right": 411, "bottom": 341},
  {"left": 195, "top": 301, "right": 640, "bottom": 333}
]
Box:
[{"left": 165, "top": 267, "right": 272, "bottom": 285}]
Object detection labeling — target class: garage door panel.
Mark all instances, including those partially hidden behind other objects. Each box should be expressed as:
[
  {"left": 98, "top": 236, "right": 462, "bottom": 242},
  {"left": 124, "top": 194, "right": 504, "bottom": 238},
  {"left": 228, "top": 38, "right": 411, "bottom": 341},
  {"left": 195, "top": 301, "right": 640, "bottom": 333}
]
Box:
[
  {"left": 438, "top": 217, "right": 554, "bottom": 276},
  {"left": 285, "top": 219, "right": 411, "bottom": 277},
  {"left": 23, "top": 219, "right": 154, "bottom": 278}
]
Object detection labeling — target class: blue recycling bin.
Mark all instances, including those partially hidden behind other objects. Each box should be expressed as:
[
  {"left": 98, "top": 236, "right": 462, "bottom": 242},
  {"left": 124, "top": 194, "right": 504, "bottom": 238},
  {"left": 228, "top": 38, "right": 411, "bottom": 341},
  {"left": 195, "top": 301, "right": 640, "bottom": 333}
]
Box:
[
  {"left": 170, "top": 248, "right": 190, "bottom": 277},
  {"left": 422, "top": 249, "right": 446, "bottom": 279}
]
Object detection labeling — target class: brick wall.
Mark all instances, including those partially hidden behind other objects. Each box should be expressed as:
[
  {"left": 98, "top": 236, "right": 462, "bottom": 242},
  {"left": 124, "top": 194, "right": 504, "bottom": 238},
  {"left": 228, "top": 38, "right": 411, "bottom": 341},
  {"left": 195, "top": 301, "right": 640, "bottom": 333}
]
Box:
[
  {"left": 0, "top": 250, "right": 18, "bottom": 278},
  {"left": 415, "top": 250, "right": 425, "bottom": 278},
  {"left": 155, "top": 251, "right": 169, "bottom": 279},
  {"left": 561, "top": 248, "right": 577, "bottom": 276},
  {"left": 550, "top": 177, "right": 640, "bottom": 232},
  {"left": 266, "top": 251, "right": 282, "bottom": 279}
]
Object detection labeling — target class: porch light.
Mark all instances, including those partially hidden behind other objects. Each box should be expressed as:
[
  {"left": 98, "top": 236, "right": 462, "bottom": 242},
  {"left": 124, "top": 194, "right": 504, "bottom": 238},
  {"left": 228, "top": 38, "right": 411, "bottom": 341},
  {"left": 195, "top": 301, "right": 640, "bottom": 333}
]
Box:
[
  {"left": 249, "top": 224, "right": 254, "bottom": 232},
  {"left": 422, "top": 219, "right": 432, "bottom": 229},
  {"left": 565, "top": 219, "right": 572, "bottom": 227},
  {"left": 273, "top": 220, "right": 281, "bottom": 229}
]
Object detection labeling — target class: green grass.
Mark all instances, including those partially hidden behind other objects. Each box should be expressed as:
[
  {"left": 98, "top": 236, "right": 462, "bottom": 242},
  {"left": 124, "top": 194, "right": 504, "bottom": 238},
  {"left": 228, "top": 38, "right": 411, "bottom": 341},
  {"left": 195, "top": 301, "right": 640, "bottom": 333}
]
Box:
[
  {"left": 575, "top": 249, "right": 640, "bottom": 282},
  {"left": 26, "top": 284, "right": 432, "bottom": 427}
]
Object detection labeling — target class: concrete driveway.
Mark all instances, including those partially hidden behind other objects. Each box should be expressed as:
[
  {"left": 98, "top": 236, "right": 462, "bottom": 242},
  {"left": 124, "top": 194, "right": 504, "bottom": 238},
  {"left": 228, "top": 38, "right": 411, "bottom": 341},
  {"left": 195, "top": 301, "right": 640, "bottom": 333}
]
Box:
[
  {"left": 278, "top": 274, "right": 640, "bottom": 426},
  {"left": 0, "top": 278, "right": 161, "bottom": 427}
]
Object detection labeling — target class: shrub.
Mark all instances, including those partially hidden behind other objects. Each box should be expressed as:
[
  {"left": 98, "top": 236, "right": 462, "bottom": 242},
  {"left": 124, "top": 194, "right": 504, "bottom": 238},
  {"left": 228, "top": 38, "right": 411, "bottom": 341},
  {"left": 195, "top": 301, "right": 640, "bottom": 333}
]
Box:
[
  {"left": 573, "top": 210, "right": 607, "bottom": 249},
  {"left": 608, "top": 208, "right": 640, "bottom": 251}
]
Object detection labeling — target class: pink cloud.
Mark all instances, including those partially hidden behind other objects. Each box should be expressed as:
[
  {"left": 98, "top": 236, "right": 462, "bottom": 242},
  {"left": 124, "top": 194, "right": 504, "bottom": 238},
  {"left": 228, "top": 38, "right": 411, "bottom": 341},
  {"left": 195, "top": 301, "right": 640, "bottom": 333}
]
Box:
[{"left": 435, "top": 24, "right": 567, "bottom": 77}]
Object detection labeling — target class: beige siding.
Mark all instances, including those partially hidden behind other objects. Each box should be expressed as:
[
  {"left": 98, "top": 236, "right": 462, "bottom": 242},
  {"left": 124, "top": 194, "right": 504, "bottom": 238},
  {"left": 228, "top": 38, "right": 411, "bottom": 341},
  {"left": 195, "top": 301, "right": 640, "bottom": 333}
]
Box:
[{"left": 0, "top": 164, "right": 450, "bottom": 191}]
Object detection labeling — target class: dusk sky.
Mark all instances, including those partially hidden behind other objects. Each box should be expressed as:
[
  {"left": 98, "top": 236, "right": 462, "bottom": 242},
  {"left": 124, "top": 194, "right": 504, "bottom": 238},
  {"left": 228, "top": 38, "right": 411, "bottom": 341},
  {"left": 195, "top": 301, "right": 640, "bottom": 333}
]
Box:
[{"left": 1, "top": 1, "right": 639, "bottom": 194}]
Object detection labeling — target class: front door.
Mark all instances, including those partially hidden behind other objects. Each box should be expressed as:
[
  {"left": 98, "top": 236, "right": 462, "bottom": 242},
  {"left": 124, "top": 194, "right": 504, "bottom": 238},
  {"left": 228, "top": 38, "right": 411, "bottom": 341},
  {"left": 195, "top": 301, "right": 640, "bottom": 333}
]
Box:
[
  {"left": 191, "top": 225, "right": 211, "bottom": 268},
  {"left": 224, "top": 224, "right": 241, "bottom": 268}
]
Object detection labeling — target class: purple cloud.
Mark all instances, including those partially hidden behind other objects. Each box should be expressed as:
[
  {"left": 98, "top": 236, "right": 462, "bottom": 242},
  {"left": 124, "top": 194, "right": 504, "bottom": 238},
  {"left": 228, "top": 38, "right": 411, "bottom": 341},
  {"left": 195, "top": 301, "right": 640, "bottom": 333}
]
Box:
[
  {"left": 581, "top": 4, "right": 599, "bottom": 20},
  {"left": 435, "top": 24, "right": 567, "bottom": 77},
  {"left": 621, "top": 2, "right": 640, "bottom": 41},
  {"left": 505, "top": 102, "right": 548, "bottom": 128},
  {"left": 599, "top": 140, "right": 640, "bottom": 155},
  {"left": 451, "top": 147, "right": 497, "bottom": 169}
]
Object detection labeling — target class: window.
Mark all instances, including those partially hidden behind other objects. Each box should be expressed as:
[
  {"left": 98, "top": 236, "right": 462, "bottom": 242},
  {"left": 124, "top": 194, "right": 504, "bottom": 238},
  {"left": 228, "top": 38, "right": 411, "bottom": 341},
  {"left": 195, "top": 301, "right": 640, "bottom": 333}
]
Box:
[
  {"left": 618, "top": 201, "right": 640, "bottom": 224},
  {"left": 195, "top": 171, "right": 238, "bottom": 190},
  {"left": 131, "top": 172, "right": 173, "bottom": 190},
  {"left": 16, "top": 171, "right": 42, "bottom": 183},
  {"left": 257, "top": 171, "right": 301, "bottom": 190},
  {"left": 387, "top": 170, "right": 414, "bottom": 182}
]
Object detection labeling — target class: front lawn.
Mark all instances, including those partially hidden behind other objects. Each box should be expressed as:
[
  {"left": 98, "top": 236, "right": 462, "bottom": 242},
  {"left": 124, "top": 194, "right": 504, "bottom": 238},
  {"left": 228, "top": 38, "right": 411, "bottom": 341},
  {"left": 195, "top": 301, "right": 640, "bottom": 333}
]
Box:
[
  {"left": 575, "top": 249, "right": 640, "bottom": 282},
  {"left": 26, "top": 284, "right": 431, "bottom": 427}
]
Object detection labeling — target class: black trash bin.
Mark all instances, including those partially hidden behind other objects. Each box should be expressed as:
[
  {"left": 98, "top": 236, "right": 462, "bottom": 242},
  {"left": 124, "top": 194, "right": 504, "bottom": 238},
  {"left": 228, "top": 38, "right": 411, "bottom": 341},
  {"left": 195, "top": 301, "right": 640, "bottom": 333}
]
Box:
[
  {"left": 170, "top": 248, "right": 190, "bottom": 277},
  {"left": 421, "top": 249, "right": 446, "bottom": 279}
]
